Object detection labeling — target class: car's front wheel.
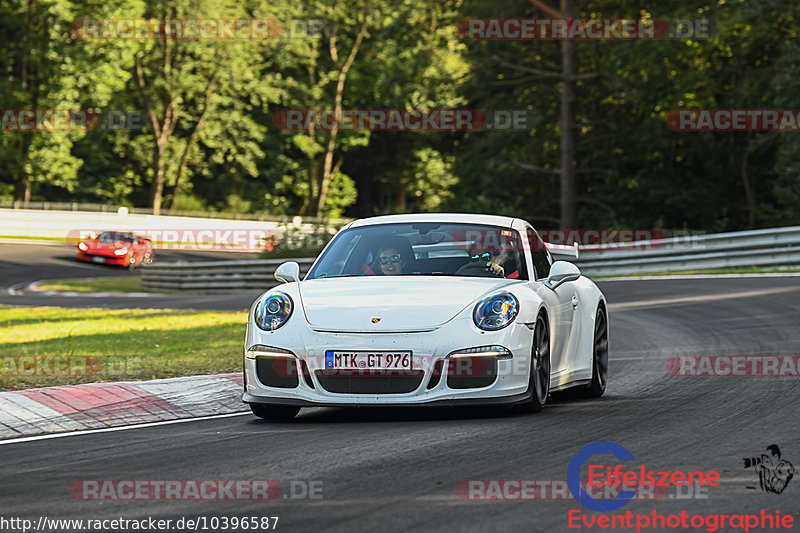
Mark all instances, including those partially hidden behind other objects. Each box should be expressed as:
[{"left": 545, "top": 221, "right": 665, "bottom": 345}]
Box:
[
  {"left": 249, "top": 403, "right": 300, "bottom": 421},
  {"left": 515, "top": 312, "right": 550, "bottom": 413}
]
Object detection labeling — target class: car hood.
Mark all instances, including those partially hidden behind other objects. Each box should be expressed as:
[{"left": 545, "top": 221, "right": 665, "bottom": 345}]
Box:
[
  {"left": 298, "top": 276, "right": 516, "bottom": 332},
  {"left": 85, "top": 241, "right": 127, "bottom": 251}
]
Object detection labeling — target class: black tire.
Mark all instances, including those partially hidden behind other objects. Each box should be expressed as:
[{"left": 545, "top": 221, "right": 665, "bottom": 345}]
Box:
[
  {"left": 143, "top": 250, "right": 154, "bottom": 264},
  {"left": 127, "top": 255, "right": 136, "bottom": 270},
  {"left": 249, "top": 403, "right": 300, "bottom": 421},
  {"left": 583, "top": 304, "right": 608, "bottom": 398},
  {"left": 515, "top": 312, "right": 550, "bottom": 413}
]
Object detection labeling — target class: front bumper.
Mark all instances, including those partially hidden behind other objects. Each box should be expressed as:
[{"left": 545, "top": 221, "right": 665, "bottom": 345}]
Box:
[
  {"left": 243, "top": 316, "right": 535, "bottom": 407},
  {"left": 76, "top": 251, "right": 129, "bottom": 265}
]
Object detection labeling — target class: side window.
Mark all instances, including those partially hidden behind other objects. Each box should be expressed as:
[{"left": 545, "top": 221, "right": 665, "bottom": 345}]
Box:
[{"left": 526, "top": 228, "right": 551, "bottom": 280}]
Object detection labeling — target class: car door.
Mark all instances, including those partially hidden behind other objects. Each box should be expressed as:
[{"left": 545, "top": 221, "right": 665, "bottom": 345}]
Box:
[{"left": 526, "top": 227, "right": 576, "bottom": 378}]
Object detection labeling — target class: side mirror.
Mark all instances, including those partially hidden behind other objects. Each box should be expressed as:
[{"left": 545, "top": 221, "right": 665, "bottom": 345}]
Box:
[
  {"left": 544, "top": 261, "right": 581, "bottom": 290},
  {"left": 274, "top": 261, "right": 300, "bottom": 284}
]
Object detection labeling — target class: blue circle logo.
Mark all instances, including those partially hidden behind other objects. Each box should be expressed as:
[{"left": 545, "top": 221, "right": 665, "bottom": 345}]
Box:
[{"left": 567, "top": 441, "right": 637, "bottom": 512}]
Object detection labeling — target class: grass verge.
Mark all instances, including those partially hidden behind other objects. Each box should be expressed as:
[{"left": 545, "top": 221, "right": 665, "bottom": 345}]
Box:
[
  {"left": 0, "top": 306, "right": 247, "bottom": 391},
  {"left": 34, "top": 277, "right": 143, "bottom": 293}
]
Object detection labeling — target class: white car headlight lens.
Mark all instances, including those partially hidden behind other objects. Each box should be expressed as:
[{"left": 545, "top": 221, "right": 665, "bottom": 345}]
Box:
[
  {"left": 255, "top": 292, "right": 294, "bottom": 331},
  {"left": 78, "top": 242, "right": 88, "bottom": 251},
  {"left": 114, "top": 247, "right": 129, "bottom": 255},
  {"left": 473, "top": 292, "right": 518, "bottom": 331}
]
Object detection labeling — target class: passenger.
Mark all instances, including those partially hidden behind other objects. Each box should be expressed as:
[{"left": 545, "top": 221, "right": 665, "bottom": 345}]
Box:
[{"left": 377, "top": 246, "right": 405, "bottom": 275}]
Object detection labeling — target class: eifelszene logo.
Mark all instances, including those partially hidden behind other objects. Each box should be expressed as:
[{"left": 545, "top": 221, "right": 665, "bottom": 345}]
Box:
[
  {"left": 567, "top": 441, "right": 721, "bottom": 512},
  {"left": 743, "top": 445, "right": 794, "bottom": 494},
  {"left": 568, "top": 441, "right": 637, "bottom": 511}
]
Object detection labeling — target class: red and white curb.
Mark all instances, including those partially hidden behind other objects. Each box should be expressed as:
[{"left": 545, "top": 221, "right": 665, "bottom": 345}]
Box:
[{"left": 0, "top": 373, "right": 245, "bottom": 439}]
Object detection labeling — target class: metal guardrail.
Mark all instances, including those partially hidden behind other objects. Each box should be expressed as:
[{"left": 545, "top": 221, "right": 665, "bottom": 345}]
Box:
[
  {"left": 567, "top": 226, "right": 800, "bottom": 276},
  {"left": 141, "top": 226, "right": 800, "bottom": 292},
  {"left": 141, "top": 258, "right": 316, "bottom": 293}
]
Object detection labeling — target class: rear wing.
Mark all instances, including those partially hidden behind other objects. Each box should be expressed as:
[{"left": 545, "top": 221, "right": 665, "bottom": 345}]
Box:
[{"left": 545, "top": 241, "right": 579, "bottom": 260}]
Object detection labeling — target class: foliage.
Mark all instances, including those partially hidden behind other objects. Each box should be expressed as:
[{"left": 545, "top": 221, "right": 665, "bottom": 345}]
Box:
[{"left": 1, "top": 0, "right": 799, "bottom": 231}]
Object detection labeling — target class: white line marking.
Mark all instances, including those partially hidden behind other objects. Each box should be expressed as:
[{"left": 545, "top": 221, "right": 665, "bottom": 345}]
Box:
[
  {"left": 0, "top": 411, "right": 250, "bottom": 446},
  {"left": 608, "top": 285, "right": 800, "bottom": 311},
  {"left": 599, "top": 272, "right": 800, "bottom": 281}
]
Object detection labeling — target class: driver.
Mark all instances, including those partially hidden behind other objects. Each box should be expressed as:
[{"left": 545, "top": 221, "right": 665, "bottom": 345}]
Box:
[{"left": 456, "top": 242, "right": 506, "bottom": 277}]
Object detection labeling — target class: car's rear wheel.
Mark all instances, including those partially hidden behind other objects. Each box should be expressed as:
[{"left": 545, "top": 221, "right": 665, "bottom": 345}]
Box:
[
  {"left": 515, "top": 312, "right": 550, "bottom": 413},
  {"left": 249, "top": 403, "right": 300, "bottom": 421},
  {"left": 127, "top": 255, "right": 136, "bottom": 270},
  {"left": 583, "top": 304, "right": 608, "bottom": 398}
]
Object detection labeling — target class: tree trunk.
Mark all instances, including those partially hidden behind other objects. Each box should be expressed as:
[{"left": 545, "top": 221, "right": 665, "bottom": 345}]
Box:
[
  {"left": 135, "top": 42, "right": 177, "bottom": 216},
  {"left": 396, "top": 183, "right": 407, "bottom": 213},
  {"left": 314, "top": 18, "right": 368, "bottom": 218},
  {"left": 151, "top": 140, "right": 167, "bottom": 215},
  {"left": 559, "top": 0, "right": 578, "bottom": 229},
  {"left": 169, "top": 70, "right": 219, "bottom": 213},
  {"left": 14, "top": 0, "right": 33, "bottom": 205},
  {"left": 13, "top": 173, "right": 31, "bottom": 204},
  {"left": 728, "top": 134, "right": 758, "bottom": 229}
]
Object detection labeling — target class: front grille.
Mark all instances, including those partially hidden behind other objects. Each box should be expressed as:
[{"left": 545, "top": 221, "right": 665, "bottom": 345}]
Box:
[
  {"left": 256, "top": 357, "right": 299, "bottom": 388},
  {"left": 315, "top": 370, "right": 424, "bottom": 394},
  {"left": 446, "top": 356, "right": 498, "bottom": 389}
]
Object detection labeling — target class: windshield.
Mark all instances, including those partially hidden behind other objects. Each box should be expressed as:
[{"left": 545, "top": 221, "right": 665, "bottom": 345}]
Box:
[
  {"left": 97, "top": 232, "right": 134, "bottom": 244},
  {"left": 306, "top": 222, "right": 528, "bottom": 280}
]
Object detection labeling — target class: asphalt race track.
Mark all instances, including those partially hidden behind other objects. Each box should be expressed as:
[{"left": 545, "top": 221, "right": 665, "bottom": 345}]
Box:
[
  {"left": 0, "top": 243, "right": 261, "bottom": 310},
  {"left": 1, "top": 243, "right": 799, "bottom": 532}
]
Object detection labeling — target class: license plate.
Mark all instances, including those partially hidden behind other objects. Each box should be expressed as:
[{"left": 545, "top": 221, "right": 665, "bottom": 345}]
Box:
[
  {"left": 91, "top": 256, "right": 106, "bottom": 263},
  {"left": 325, "top": 351, "right": 413, "bottom": 371}
]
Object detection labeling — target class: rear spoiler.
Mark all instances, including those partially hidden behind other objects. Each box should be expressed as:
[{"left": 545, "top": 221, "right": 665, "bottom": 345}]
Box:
[{"left": 545, "top": 241, "right": 579, "bottom": 260}]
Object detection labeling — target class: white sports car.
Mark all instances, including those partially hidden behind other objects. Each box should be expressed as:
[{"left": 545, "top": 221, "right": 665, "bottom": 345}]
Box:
[{"left": 243, "top": 213, "right": 608, "bottom": 420}]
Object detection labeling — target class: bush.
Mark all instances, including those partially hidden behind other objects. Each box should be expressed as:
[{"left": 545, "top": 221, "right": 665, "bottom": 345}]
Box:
[{"left": 260, "top": 223, "right": 341, "bottom": 259}]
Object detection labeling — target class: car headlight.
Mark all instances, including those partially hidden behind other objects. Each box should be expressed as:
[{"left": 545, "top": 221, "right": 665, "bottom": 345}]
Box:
[
  {"left": 78, "top": 242, "right": 88, "bottom": 251},
  {"left": 473, "top": 292, "right": 519, "bottom": 331},
  {"left": 114, "top": 247, "right": 129, "bottom": 255},
  {"left": 255, "top": 292, "right": 294, "bottom": 331}
]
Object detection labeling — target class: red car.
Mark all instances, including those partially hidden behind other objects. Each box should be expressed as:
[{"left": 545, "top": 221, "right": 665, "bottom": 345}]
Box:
[{"left": 76, "top": 231, "right": 154, "bottom": 268}]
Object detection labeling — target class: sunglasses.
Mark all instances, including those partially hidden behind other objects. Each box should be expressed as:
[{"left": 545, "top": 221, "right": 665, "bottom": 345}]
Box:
[
  {"left": 379, "top": 254, "right": 402, "bottom": 265},
  {"left": 471, "top": 252, "right": 492, "bottom": 261}
]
